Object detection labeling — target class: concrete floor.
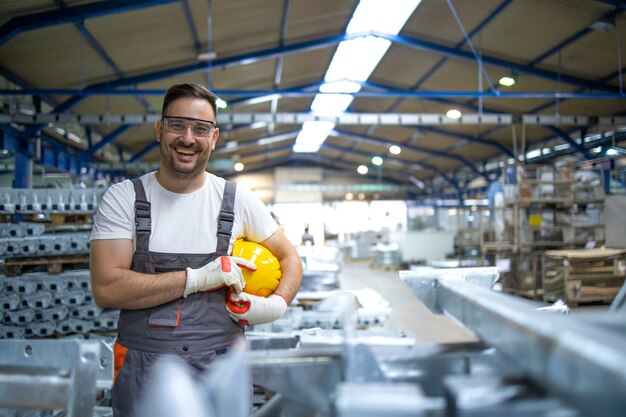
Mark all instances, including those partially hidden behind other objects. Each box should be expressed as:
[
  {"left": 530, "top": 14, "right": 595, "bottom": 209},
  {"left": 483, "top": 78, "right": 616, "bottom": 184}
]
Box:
[{"left": 338, "top": 260, "right": 478, "bottom": 344}]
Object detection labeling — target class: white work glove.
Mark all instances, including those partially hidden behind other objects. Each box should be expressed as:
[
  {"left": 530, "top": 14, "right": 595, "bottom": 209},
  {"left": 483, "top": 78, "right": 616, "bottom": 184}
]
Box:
[
  {"left": 226, "top": 292, "right": 288, "bottom": 326},
  {"left": 184, "top": 256, "right": 256, "bottom": 298}
]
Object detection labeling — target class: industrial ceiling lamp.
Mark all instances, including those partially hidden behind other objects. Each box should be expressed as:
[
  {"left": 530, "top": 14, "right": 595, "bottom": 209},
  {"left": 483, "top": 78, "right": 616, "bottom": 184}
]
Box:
[
  {"left": 446, "top": 109, "right": 462, "bottom": 119},
  {"left": 234, "top": 162, "right": 244, "bottom": 171},
  {"left": 498, "top": 76, "right": 515, "bottom": 87},
  {"left": 371, "top": 156, "right": 383, "bottom": 166},
  {"left": 357, "top": 165, "right": 369, "bottom": 174},
  {"left": 389, "top": 145, "right": 401, "bottom": 155}
]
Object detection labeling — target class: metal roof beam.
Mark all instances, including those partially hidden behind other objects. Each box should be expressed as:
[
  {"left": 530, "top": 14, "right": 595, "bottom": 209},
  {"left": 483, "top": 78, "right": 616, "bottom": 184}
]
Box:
[
  {"left": 375, "top": 31, "right": 623, "bottom": 94},
  {"left": 85, "top": 125, "right": 131, "bottom": 156},
  {"left": 544, "top": 126, "right": 594, "bottom": 160},
  {"left": 213, "top": 130, "right": 299, "bottom": 156},
  {"left": 129, "top": 141, "right": 158, "bottom": 162},
  {"left": 418, "top": 126, "right": 514, "bottom": 158},
  {"left": 331, "top": 128, "right": 489, "bottom": 180},
  {"left": 6, "top": 112, "right": 623, "bottom": 128},
  {"left": 47, "top": 27, "right": 624, "bottom": 111},
  {"left": 529, "top": 8, "right": 623, "bottom": 66},
  {"left": 181, "top": 0, "right": 201, "bottom": 53},
  {"left": 320, "top": 141, "right": 459, "bottom": 190},
  {"left": 7, "top": 87, "right": 624, "bottom": 100},
  {"left": 52, "top": 32, "right": 359, "bottom": 111},
  {"left": 53, "top": 0, "right": 154, "bottom": 113},
  {"left": 0, "top": 0, "right": 179, "bottom": 46}
]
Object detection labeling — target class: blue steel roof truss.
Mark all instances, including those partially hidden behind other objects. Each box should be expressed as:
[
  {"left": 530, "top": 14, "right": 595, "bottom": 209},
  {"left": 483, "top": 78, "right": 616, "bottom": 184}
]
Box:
[{"left": 1, "top": 0, "right": 625, "bottom": 198}]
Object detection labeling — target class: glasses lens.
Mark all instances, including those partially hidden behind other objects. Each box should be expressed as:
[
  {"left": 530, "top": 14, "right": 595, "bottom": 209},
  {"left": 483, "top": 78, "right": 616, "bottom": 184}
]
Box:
[
  {"left": 164, "top": 117, "right": 214, "bottom": 137},
  {"left": 191, "top": 123, "right": 213, "bottom": 136}
]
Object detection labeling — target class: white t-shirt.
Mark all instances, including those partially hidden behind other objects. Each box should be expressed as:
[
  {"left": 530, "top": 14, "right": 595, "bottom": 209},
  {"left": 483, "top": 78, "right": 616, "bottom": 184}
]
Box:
[{"left": 90, "top": 171, "right": 278, "bottom": 254}]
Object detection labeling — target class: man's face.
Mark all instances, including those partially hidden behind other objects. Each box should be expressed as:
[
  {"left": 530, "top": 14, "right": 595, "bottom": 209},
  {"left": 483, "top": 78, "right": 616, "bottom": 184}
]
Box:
[{"left": 155, "top": 97, "right": 219, "bottom": 179}]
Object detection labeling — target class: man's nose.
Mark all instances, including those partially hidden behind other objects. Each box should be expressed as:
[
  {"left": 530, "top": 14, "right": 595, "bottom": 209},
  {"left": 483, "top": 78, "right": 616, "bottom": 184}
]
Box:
[{"left": 181, "top": 125, "right": 195, "bottom": 141}]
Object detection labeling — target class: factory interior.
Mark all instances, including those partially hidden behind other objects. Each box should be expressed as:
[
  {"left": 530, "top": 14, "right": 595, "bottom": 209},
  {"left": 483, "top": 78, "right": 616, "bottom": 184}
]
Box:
[{"left": 1, "top": 0, "right": 626, "bottom": 416}]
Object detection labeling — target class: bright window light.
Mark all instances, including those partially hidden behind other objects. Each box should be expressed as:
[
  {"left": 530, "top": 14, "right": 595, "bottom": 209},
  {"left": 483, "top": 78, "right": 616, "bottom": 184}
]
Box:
[
  {"left": 346, "top": 0, "right": 422, "bottom": 34},
  {"left": 293, "top": 0, "right": 422, "bottom": 153},
  {"left": 389, "top": 145, "right": 401, "bottom": 155},
  {"left": 498, "top": 76, "right": 515, "bottom": 87},
  {"left": 234, "top": 162, "right": 244, "bottom": 171},
  {"left": 446, "top": 109, "right": 462, "bottom": 119},
  {"left": 294, "top": 121, "right": 335, "bottom": 153},
  {"left": 320, "top": 80, "right": 362, "bottom": 94},
  {"left": 325, "top": 37, "right": 392, "bottom": 83},
  {"left": 372, "top": 156, "right": 383, "bottom": 166},
  {"left": 357, "top": 165, "right": 369, "bottom": 175},
  {"left": 311, "top": 93, "right": 355, "bottom": 116}
]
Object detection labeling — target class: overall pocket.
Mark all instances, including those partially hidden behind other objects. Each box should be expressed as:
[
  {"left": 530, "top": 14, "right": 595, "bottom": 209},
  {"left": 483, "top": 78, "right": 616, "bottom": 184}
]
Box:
[{"left": 147, "top": 266, "right": 184, "bottom": 327}]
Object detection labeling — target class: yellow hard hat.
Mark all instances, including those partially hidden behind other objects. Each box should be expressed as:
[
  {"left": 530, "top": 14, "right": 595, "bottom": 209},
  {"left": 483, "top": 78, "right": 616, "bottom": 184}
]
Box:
[{"left": 232, "top": 238, "right": 281, "bottom": 297}]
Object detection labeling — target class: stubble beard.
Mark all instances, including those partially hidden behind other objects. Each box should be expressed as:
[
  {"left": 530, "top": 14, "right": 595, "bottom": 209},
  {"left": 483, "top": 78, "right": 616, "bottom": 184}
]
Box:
[{"left": 159, "top": 136, "right": 210, "bottom": 180}]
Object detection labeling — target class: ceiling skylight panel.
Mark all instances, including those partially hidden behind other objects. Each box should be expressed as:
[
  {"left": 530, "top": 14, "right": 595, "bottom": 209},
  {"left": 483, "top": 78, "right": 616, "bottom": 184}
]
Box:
[{"left": 293, "top": 0, "right": 422, "bottom": 153}]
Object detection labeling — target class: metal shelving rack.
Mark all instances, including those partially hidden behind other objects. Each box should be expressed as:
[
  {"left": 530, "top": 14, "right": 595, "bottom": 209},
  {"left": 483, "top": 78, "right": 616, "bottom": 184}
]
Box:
[{"left": 479, "top": 164, "right": 607, "bottom": 301}]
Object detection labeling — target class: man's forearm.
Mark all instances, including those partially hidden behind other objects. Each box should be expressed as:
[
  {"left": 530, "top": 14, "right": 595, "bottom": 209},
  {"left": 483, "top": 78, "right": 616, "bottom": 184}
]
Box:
[
  {"left": 274, "top": 253, "right": 303, "bottom": 304},
  {"left": 92, "top": 268, "right": 186, "bottom": 309}
]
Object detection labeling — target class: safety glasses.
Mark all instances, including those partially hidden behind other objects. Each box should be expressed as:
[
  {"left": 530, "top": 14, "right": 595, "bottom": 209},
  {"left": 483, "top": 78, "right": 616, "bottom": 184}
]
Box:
[{"left": 162, "top": 116, "right": 216, "bottom": 137}]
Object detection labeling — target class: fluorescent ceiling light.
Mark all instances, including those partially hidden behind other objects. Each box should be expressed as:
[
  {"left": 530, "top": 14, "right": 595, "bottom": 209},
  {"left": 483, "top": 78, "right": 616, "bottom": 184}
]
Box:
[
  {"left": 498, "top": 76, "right": 515, "bottom": 87},
  {"left": 294, "top": 121, "right": 335, "bottom": 152},
  {"left": 293, "top": 0, "right": 422, "bottom": 153},
  {"left": 347, "top": 0, "right": 421, "bottom": 34},
  {"left": 197, "top": 51, "right": 217, "bottom": 61},
  {"left": 446, "top": 109, "right": 462, "bottom": 119},
  {"left": 325, "top": 37, "right": 392, "bottom": 83}
]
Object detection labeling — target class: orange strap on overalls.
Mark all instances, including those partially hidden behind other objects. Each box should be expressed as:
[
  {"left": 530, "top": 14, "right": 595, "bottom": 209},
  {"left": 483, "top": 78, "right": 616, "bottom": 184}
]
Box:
[{"left": 113, "top": 342, "right": 129, "bottom": 386}]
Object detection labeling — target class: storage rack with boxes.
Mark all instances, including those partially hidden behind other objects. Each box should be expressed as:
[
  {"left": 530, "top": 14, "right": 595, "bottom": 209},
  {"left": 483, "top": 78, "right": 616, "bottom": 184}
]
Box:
[{"left": 479, "top": 164, "right": 608, "bottom": 300}]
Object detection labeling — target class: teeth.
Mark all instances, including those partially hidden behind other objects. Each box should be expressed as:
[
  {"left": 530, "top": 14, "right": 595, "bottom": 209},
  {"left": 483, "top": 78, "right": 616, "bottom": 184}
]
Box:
[{"left": 176, "top": 148, "right": 196, "bottom": 155}]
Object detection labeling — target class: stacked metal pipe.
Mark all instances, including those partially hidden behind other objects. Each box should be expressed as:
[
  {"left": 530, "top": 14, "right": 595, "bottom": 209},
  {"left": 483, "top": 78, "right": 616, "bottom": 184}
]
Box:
[
  {"left": 0, "top": 231, "right": 91, "bottom": 258},
  {"left": 0, "top": 188, "right": 106, "bottom": 215},
  {"left": 0, "top": 270, "right": 119, "bottom": 339}
]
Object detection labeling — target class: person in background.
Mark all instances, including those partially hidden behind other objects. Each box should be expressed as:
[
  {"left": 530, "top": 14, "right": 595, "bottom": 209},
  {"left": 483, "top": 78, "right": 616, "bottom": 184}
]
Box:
[
  {"left": 89, "top": 83, "right": 302, "bottom": 417},
  {"left": 301, "top": 223, "right": 315, "bottom": 246}
]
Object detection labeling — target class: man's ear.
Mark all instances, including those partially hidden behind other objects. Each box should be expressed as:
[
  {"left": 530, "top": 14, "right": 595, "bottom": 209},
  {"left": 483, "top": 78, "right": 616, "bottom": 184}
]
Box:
[
  {"left": 155, "top": 119, "right": 163, "bottom": 141},
  {"left": 211, "top": 127, "right": 220, "bottom": 150}
]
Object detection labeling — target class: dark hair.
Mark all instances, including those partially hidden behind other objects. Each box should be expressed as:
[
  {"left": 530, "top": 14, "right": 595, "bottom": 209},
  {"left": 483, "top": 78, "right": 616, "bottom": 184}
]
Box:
[{"left": 161, "top": 83, "right": 218, "bottom": 119}]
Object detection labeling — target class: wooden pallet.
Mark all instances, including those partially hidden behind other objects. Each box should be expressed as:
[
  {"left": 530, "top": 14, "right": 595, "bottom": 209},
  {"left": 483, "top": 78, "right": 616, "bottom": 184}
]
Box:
[{"left": 3, "top": 254, "right": 90, "bottom": 276}]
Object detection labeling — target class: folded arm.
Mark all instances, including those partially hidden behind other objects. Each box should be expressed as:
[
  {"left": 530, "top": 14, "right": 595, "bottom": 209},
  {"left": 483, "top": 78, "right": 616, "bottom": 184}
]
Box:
[
  {"left": 90, "top": 239, "right": 186, "bottom": 309},
  {"left": 90, "top": 239, "right": 255, "bottom": 309}
]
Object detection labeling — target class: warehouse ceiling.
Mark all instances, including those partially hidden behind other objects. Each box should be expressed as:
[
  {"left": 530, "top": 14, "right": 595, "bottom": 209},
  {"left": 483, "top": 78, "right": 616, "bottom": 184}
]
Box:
[{"left": 1, "top": 0, "right": 626, "bottom": 197}]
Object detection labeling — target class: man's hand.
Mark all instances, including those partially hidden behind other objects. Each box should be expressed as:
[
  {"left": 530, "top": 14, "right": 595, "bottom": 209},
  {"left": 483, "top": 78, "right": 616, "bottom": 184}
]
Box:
[
  {"left": 184, "top": 256, "right": 256, "bottom": 298},
  {"left": 226, "top": 292, "right": 288, "bottom": 326}
]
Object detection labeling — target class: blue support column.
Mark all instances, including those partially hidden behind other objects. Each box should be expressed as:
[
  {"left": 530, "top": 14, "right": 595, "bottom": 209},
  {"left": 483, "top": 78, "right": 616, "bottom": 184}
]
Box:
[{"left": 13, "top": 144, "right": 31, "bottom": 188}]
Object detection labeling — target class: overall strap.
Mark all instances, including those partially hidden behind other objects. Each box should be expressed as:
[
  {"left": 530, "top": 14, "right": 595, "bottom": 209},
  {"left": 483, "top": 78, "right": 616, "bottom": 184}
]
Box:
[
  {"left": 132, "top": 179, "right": 151, "bottom": 252},
  {"left": 216, "top": 181, "right": 237, "bottom": 254}
]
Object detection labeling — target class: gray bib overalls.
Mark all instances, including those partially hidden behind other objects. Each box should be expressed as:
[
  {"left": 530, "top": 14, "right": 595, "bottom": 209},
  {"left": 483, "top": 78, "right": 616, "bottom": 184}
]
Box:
[{"left": 111, "top": 179, "right": 243, "bottom": 417}]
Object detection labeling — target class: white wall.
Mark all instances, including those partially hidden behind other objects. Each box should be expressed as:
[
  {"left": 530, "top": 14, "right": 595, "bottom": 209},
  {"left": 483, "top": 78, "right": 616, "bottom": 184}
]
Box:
[{"left": 389, "top": 230, "right": 456, "bottom": 262}]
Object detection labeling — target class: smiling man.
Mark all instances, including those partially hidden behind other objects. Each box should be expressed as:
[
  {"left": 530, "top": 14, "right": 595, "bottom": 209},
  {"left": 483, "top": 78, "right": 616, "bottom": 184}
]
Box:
[{"left": 89, "top": 83, "right": 302, "bottom": 417}]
